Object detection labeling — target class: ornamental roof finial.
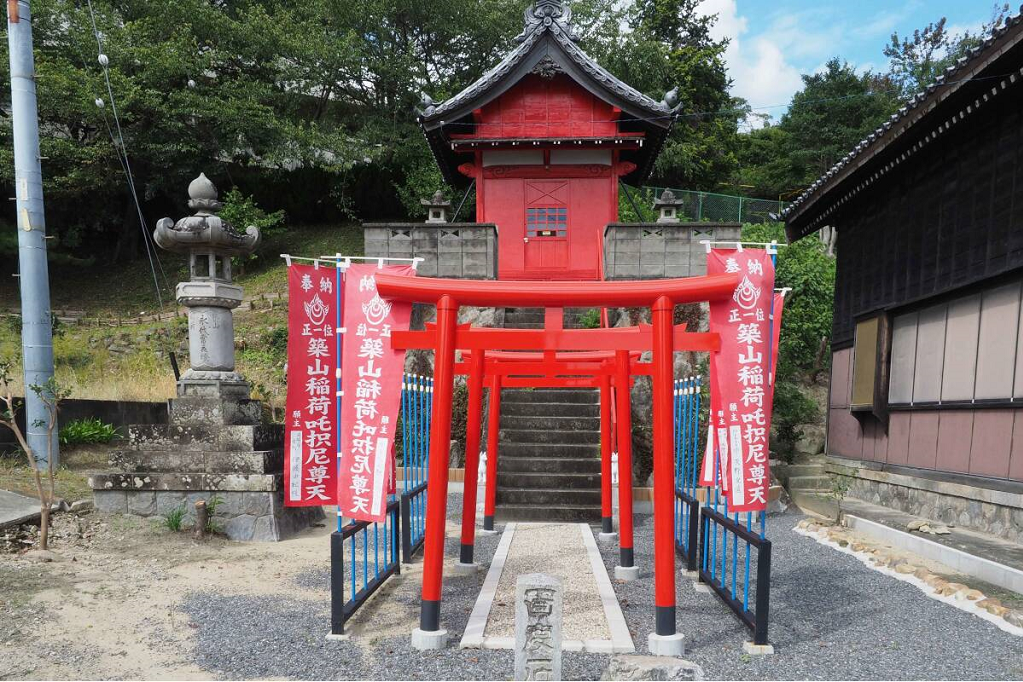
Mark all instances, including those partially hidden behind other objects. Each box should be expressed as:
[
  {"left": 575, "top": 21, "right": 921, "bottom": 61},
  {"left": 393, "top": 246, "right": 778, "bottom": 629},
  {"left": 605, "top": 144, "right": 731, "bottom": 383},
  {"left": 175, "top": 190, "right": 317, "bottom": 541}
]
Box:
[{"left": 515, "top": 0, "right": 578, "bottom": 43}]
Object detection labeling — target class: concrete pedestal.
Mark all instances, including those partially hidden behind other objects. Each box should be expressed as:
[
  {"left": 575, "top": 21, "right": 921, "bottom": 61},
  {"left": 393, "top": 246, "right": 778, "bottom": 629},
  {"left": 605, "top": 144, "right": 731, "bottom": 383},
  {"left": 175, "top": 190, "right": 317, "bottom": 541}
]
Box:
[
  {"left": 648, "top": 632, "right": 686, "bottom": 657},
  {"left": 743, "top": 641, "right": 775, "bottom": 656},
  {"left": 89, "top": 386, "right": 322, "bottom": 541},
  {"left": 614, "top": 565, "right": 640, "bottom": 581},
  {"left": 452, "top": 561, "right": 479, "bottom": 576},
  {"left": 411, "top": 627, "right": 449, "bottom": 650}
]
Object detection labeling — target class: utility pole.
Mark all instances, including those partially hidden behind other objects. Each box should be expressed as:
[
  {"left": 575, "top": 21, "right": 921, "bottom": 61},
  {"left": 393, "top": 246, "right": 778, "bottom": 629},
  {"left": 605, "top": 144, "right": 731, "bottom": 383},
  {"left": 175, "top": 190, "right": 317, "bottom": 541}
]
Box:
[{"left": 7, "top": 0, "right": 58, "bottom": 467}]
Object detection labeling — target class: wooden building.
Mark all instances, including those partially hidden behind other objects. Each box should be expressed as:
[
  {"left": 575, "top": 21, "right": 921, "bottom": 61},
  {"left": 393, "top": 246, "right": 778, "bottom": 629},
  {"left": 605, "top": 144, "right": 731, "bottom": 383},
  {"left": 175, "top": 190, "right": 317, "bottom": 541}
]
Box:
[{"left": 783, "top": 10, "right": 1023, "bottom": 542}]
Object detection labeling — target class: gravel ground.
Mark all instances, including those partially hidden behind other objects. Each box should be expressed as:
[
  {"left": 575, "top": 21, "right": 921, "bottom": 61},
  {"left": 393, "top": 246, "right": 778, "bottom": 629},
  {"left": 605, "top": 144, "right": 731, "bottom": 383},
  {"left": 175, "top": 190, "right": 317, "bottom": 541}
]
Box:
[
  {"left": 596, "top": 510, "right": 1023, "bottom": 680},
  {"left": 180, "top": 493, "right": 611, "bottom": 681}
]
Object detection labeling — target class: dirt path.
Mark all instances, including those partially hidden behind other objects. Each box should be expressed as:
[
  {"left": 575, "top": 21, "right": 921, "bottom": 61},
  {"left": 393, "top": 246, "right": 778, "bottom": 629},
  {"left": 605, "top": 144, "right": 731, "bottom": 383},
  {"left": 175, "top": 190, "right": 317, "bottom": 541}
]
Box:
[{"left": 0, "top": 509, "right": 336, "bottom": 680}]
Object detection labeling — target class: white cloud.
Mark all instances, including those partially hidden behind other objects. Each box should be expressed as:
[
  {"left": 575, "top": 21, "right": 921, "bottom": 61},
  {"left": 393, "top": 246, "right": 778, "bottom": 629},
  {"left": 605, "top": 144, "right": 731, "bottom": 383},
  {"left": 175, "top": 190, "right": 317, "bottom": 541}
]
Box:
[{"left": 698, "top": 0, "right": 803, "bottom": 126}]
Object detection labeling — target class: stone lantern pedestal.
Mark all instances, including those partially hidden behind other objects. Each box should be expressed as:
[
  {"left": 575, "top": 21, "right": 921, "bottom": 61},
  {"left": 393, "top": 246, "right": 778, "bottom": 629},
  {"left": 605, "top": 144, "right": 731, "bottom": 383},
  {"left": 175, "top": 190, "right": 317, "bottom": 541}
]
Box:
[{"left": 88, "top": 174, "right": 323, "bottom": 540}]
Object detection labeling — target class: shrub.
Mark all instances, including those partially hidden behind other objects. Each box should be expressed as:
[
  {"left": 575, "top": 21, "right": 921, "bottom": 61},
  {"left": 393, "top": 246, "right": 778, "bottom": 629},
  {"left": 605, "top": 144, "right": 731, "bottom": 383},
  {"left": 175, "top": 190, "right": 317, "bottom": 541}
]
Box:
[
  {"left": 219, "top": 189, "right": 286, "bottom": 260},
  {"left": 59, "top": 417, "right": 118, "bottom": 447},
  {"left": 770, "top": 381, "right": 819, "bottom": 461},
  {"left": 578, "top": 308, "right": 601, "bottom": 329}
]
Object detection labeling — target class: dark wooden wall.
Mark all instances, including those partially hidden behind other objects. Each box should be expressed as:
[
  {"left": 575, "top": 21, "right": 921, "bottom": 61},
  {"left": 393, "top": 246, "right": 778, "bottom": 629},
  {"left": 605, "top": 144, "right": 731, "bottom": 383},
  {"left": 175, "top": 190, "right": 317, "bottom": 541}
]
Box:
[{"left": 832, "top": 88, "right": 1023, "bottom": 347}]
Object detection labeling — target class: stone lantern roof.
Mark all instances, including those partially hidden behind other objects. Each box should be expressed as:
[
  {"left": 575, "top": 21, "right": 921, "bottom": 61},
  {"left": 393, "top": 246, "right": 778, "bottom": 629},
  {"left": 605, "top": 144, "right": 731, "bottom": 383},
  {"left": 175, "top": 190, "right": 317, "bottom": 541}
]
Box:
[{"left": 153, "top": 173, "right": 261, "bottom": 257}]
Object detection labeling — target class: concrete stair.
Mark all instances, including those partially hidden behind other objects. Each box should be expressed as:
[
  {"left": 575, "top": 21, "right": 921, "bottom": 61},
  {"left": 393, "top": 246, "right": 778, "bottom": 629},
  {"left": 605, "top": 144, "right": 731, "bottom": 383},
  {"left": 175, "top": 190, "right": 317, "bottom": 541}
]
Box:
[
  {"left": 495, "top": 387, "right": 603, "bottom": 523},
  {"left": 775, "top": 457, "right": 838, "bottom": 519}
]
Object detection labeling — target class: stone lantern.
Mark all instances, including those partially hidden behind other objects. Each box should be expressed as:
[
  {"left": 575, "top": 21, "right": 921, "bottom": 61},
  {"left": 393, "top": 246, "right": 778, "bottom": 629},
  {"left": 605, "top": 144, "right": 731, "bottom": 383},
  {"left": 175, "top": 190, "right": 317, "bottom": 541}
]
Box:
[
  {"left": 86, "top": 173, "right": 322, "bottom": 541},
  {"left": 421, "top": 189, "right": 451, "bottom": 224},
  {"left": 153, "top": 173, "right": 260, "bottom": 398},
  {"left": 653, "top": 189, "right": 685, "bottom": 223}
]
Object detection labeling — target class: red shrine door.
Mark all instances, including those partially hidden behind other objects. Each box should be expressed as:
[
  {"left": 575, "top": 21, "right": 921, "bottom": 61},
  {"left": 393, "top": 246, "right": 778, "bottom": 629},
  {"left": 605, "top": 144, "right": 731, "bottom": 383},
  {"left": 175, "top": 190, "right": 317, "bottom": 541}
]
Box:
[
  {"left": 484, "top": 174, "right": 613, "bottom": 281},
  {"left": 524, "top": 180, "right": 569, "bottom": 274}
]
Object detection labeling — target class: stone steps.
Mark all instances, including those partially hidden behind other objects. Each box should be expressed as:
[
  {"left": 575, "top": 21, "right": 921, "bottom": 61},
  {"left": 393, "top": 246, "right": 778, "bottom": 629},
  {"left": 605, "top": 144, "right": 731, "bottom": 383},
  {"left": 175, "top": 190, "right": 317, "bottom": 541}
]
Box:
[
  {"left": 495, "top": 504, "right": 600, "bottom": 523},
  {"left": 788, "top": 474, "right": 830, "bottom": 491},
  {"left": 499, "top": 415, "right": 601, "bottom": 431},
  {"left": 500, "top": 456, "right": 601, "bottom": 474},
  {"left": 107, "top": 449, "right": 282, "bottom": 474},
  {"left": 499, "top": 428, "right": 601, "bottom": 445},
  {"left": 128, "top": 423, "right": 282, "bottom": 451},
  {"left": 500, "top": 442, "right": 601, "bottom": 458},
  {"left": 497, "top": 471, "right": 601, "bottom": 489},
  {"left": 495, "top": 383, "right": 604, "bottom": 522},
  {"left": 500, "top": 401, "right": 600, "bottom": 417},
  {"left": 502, "top": 389, "right": 599, "bottom": 404}
]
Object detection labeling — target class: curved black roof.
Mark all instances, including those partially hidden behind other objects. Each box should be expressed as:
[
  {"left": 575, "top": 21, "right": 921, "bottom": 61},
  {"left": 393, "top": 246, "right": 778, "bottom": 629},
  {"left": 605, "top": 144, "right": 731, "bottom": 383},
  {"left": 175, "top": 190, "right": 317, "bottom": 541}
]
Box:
[{"left": 417, "top": 1, "right": 680, "bottom": 187}]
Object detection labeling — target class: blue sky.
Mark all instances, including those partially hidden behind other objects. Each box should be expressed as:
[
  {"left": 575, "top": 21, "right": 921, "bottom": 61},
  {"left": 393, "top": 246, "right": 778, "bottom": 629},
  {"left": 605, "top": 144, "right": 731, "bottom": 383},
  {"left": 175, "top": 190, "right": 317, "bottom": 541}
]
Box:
[{"left": 698, "top": 0, "right": 1005, "bottom": 122}]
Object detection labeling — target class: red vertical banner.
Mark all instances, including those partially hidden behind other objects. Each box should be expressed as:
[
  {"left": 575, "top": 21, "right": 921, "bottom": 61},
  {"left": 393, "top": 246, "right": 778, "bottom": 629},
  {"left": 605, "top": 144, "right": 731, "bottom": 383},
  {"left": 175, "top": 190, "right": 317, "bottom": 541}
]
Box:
[
  {"left": 707, "top": 249, "right": 777, "bottom": 512},
  {"left": 338, "top": 263, "right": 414, "bottom": 523},
  {"left": 284, "top": 264, "right": 338, "bottom": 507}
]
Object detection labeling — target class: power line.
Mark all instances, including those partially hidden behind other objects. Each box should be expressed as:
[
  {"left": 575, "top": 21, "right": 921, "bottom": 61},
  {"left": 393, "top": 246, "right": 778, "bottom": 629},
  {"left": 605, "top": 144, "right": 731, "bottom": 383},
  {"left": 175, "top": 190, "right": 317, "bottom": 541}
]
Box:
[{"left": 84, "top": 0, "right": 169, "bottom": 311}]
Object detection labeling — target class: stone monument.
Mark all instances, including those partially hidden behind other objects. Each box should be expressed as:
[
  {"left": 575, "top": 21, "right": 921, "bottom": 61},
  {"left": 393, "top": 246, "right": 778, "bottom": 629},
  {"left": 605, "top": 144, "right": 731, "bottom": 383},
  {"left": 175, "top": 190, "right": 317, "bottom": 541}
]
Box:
[
  {"left": 515, "top": 573, "right": 563, "bottom": 681},
  {"left": 88, "top": 173, "right": 323, "bottom": 540}
]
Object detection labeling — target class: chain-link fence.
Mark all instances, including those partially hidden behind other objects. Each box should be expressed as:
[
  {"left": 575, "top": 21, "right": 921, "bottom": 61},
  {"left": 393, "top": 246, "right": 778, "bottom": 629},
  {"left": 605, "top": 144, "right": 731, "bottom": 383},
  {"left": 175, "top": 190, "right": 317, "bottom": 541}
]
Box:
[{"left": 626, "top": 186, "right": 788, "bottom": 224}]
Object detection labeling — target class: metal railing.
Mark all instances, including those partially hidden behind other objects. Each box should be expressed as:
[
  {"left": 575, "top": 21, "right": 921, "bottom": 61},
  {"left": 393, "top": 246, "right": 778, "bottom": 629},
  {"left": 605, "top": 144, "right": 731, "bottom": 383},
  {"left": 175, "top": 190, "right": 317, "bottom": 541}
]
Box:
[
  {"left": 400, "top": 373, "right": 432, "bottom": 561},
  {"left": 698, "top": 505, "right": 771, "bottom": 645},
  {"left": 673, "top": 376, "right": 701, "bottom": 572},
  {"left": 330, "top": 497, "right": 402, "bottom": 635},
  {"left": 329, "top": 372, "right": 433, "bottom": 635}
]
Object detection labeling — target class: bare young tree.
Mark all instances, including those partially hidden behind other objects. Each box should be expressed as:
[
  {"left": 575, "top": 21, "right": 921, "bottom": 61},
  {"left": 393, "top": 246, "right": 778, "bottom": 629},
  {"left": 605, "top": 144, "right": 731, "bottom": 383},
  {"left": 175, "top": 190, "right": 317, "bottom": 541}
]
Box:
[{"left": 0, "top": 361, "right": 68, "bottom": 551}]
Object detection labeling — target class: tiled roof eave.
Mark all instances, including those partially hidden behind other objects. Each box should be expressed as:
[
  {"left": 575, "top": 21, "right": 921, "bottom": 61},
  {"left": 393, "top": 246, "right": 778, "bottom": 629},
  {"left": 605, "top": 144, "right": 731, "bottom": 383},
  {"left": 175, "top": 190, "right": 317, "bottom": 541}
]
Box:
[{"left": 783, "top": 7, "right": 1023, "bottom": 240}]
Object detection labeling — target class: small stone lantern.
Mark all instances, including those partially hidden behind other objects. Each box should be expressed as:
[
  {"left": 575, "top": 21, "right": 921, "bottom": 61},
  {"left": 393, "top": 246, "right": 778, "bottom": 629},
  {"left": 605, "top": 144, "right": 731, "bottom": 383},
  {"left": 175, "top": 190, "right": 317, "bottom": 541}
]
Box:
[
  {"left": 421, "top": 189, "right": 451, "bottom": 224},
  {"left": 653, "top": 189, "right": 685, "bottom": 223},
  {"left": 153, "top": 173, "right": 260, "bottom": 398}
]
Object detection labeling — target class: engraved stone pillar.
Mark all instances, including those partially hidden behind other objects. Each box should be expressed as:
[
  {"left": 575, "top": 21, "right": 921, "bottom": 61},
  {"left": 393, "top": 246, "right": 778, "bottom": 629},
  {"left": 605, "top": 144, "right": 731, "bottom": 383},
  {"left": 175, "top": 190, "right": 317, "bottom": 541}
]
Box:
[
  {"left": 515, "top": 573, "right": 563, "bottom": 681},
  {"left": 153, "top": 173, "right": 260, "bottom": 399}
]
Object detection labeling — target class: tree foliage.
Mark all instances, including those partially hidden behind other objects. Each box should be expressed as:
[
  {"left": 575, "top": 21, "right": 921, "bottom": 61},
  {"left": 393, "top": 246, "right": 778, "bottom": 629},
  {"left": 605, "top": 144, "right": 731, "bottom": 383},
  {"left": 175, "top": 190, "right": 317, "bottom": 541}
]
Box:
[
  {"left": 883, "top": 4, "right": 1012, "bottom": 98},
  {"left": 0, "top": 0, "right": 745, "bottom": 262}
]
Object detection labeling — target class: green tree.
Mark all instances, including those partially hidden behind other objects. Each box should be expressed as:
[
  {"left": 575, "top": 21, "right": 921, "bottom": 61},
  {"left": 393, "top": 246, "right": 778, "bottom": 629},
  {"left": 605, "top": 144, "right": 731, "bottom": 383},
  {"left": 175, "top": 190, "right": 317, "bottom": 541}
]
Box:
[
  {"left": 884, "top": 4, "right": 1012, "bottom": 99},
  {"left": 581, "top": 0, "right": 746, "bottom": 190}
]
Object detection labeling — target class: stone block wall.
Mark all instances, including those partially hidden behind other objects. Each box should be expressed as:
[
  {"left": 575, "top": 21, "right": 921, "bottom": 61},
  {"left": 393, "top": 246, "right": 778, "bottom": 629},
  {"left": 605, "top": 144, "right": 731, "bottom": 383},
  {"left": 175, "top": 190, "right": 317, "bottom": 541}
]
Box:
[
  {"left": 363, "top": 223, "right": 497, "bottom": 278},
  {"left": 602, "top": 222, "right": 741, "bottom": 279},
  {"left": 827, "top": 458, "right": 1023, "bottom": 543}
]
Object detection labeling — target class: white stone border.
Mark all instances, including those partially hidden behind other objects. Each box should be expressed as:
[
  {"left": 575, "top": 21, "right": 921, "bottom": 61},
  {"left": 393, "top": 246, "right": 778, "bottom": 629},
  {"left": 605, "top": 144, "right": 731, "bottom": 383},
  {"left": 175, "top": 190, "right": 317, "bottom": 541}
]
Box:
[
  {"left": 794, "top": 526, "right": 1023, "bottom": 637},
  {"left": 459, "top": 522, "right": 636, "bottom": 653},
  {"left": 460, "top": 522, "right": 516, "bottom": 649},
  {"left": 845, "top": 514, "right": 1023, "bottom": 594},
  {"left": 579, "top": 523, "right": 636, "bottom": 654}
]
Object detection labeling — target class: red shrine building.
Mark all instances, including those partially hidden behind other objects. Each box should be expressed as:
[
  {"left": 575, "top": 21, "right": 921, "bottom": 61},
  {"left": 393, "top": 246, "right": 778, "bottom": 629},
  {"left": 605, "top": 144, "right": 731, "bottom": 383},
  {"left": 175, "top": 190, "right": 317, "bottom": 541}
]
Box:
[{"left": 415, "top": 0, "right": 679, "bottom": 281}]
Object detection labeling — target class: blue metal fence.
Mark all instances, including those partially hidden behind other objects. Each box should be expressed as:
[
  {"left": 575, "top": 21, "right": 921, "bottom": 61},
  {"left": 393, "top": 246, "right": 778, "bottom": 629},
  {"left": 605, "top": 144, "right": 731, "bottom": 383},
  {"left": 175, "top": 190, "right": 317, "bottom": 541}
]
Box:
[
  {"left": 330, "top": 498, "right": 402, "bottom": 635},
  {"left": 401, "top": 373, "right": 432, "bottom": 562},
  {"left": 330, "top": 371, "right": 433, "bottom": 636},
  {"left": 673, "top": 376, "right": 702, "bottom": 572}
]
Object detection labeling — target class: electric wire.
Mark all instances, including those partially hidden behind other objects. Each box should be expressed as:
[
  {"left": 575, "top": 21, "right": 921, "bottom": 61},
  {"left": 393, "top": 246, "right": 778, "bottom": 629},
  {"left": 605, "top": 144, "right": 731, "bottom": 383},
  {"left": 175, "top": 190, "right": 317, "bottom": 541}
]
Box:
[{"left": 83, "top": 0, "right": 169, "bottom": 311}]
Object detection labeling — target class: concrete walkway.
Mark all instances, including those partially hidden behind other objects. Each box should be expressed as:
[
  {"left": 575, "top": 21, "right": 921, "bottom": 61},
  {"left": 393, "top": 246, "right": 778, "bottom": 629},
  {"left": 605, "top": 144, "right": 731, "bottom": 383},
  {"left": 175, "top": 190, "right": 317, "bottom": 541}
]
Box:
[
  {"left": 0, "top": 489, "right": 41, "bottom": 529},
  {"left": 461, "top": 522, "right": 634, "bottom": 653}
]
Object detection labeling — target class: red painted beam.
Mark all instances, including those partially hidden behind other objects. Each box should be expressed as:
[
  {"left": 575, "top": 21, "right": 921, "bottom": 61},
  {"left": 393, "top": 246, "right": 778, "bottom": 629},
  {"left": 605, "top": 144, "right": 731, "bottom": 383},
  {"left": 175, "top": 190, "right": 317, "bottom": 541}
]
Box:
[
  {"left": 376, "top": 273, "right": 739, "bottom": 308},
  {"left": 392, "top": 327, "right": 720, "bottom": 353}
]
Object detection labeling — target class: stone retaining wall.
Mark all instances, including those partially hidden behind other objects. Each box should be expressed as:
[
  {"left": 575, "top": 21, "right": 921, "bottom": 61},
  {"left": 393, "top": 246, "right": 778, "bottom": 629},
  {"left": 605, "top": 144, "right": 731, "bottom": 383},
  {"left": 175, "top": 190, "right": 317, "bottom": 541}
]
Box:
[
  {"left": 827, "top": 457, "right": 1023, "bottom": 543},
  {"left": 93, "top": 487, "right": 323, "bottom": 542},
  {"left": 363, "top": 223, "right": 498, "bottom": 278}
]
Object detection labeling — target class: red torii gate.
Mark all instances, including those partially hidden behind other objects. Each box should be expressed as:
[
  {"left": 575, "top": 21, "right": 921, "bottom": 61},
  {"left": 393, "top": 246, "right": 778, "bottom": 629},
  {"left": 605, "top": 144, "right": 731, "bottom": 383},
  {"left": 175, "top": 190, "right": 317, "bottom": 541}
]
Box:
[{"left": 377, "top": 273, "right": 738, "bottom": 655}]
